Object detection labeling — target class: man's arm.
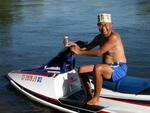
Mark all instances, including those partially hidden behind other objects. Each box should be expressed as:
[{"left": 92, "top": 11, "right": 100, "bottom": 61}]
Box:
[
  {"left": 68, "top": 35, "right": 100, "bottom": 50},
  {"left": 72, "top": 34, "right": 118, "bottom": 57},
  {"left": 82, "top": 35, "right": 100, "bottom": 50}
]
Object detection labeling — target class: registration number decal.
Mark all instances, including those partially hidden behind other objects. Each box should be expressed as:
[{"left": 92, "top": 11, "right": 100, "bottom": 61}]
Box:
[{"left": 21, "top": 74, "right": 43, "bottom": 83}]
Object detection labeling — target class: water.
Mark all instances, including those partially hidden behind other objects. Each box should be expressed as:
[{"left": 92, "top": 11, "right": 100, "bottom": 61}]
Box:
[{"left": 0, "top": 0, "right": 150, "bottom": 112}]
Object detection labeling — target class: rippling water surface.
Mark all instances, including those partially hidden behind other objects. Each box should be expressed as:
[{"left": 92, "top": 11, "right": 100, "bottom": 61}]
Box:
[{"left": 0, "top": 0, "right": 150, "bottom": 113}]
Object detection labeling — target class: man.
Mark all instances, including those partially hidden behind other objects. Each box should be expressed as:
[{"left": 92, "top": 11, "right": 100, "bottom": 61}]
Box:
[{"left": 70, "top": 13, "right": 127, "bottom": 105}]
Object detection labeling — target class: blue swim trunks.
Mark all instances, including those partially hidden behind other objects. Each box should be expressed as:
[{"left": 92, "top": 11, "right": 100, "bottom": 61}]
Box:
[{"left": 110, "top": 62, "right": 127, "bottom": 82}]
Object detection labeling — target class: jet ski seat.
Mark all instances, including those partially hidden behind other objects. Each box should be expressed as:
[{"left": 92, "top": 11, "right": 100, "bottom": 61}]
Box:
[{"left": 103, "top": 76, "right": 150, "bottom": 94}]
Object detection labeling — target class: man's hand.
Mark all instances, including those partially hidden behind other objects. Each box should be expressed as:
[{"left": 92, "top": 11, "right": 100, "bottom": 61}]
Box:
[
  {"left": 68, "top": 41, "right": 78, "bottom": 47},
  {"left": 71, "top": 45, "right": 81, "bottom": 55}
]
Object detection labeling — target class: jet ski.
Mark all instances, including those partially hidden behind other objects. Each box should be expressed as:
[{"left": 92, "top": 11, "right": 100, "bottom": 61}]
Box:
[{"left": 7, "top": 41, "right": 150, "bottom": 113}]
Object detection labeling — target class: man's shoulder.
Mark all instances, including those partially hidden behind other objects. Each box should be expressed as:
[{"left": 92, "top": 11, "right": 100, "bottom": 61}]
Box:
[
  {"left": 110, "top": 32, "right": 120, "bottom": 40},
  {"left": 111, "top": 31, "right": 120, "bottom": 36}
]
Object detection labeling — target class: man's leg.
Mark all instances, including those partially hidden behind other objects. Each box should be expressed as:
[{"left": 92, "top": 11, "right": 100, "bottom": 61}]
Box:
[
  {"left": 79, "top": 65, "right": 94, "bottom": 102},
  {"left": 87, "top": 64, "right": 112, "bottom": 105}
]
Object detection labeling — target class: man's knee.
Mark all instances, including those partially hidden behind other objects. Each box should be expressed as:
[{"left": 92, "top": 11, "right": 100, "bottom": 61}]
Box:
[
  {"left": 95, "top": 64, "right": 112, "bottom": 79},
  {"left": 79, "top": 66, "right": 90, "bottom": 73},
  {"left": 79, "top": 66, "right": 84, "bottom": 73},
  {"left": 94, "top": 64, "right": 104, "bottom": 72}
]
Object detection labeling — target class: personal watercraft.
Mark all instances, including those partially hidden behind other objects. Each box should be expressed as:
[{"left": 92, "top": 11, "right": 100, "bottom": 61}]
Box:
[{"left": 7, "top": 41, "right": 150, "bottom": 113}]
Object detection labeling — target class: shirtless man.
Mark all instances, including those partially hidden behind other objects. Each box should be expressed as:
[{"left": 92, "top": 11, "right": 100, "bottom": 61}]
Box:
[{"left": 70, "top": 13, "right": 127, "bottom": 105}]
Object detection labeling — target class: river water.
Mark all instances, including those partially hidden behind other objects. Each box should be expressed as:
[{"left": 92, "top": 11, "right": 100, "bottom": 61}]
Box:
[{"left": 0, "top": 0, "right": 150, "bottom": 113}]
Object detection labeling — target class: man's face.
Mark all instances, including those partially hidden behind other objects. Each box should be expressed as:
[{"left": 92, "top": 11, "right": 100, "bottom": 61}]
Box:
[{"left": 97, "top": 22, "right": 112, "bottom": 37}]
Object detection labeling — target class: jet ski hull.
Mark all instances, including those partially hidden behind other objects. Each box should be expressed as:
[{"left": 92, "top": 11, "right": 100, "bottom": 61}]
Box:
[{"left": 7, "top": 71, "right": 110, "bottom": 113}]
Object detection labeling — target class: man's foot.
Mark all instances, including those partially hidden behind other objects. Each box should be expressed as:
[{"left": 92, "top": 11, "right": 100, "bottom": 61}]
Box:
[
  {"left": 87, "top": 97, "right": 99, "bottom": 105},
  {"left": 86, "top": 96, "right": 92, "bottom": 103}
]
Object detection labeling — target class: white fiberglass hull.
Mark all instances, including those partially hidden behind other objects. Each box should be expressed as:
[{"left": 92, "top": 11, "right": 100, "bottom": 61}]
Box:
[
  {"left": 8, "top": 72, "right": 110, "bottom": 113},
  {"left": 7, "top": 70, "right": 150, "bottom": 113}
]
